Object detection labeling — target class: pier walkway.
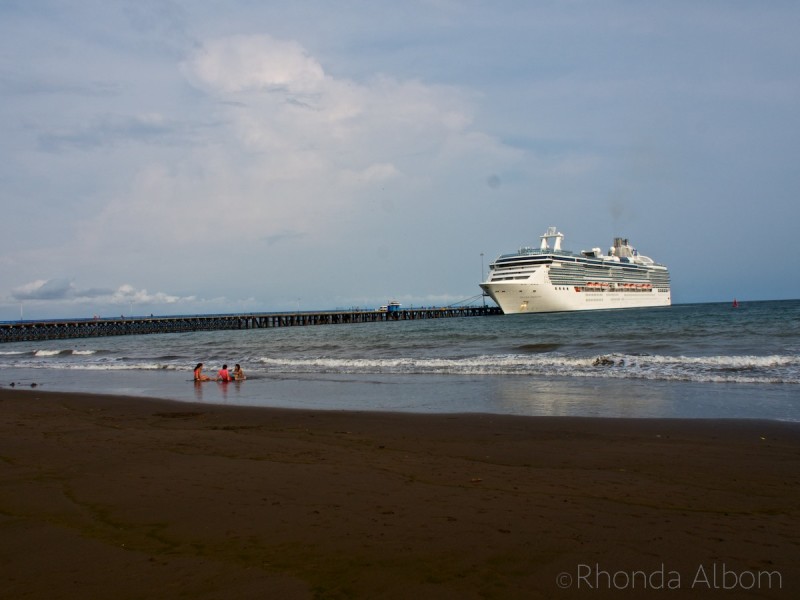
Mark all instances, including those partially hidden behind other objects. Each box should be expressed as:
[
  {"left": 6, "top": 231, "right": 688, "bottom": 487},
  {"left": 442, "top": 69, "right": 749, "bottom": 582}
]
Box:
[{"left": 0, "top": 306, "right": 501, "bottom": 343}]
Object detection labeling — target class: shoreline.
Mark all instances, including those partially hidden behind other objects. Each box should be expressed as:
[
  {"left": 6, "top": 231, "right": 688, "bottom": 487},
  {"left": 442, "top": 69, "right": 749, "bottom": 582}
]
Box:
[
  {"left": 2, "top": 388, "right": 799, "bottom": 598},
  {"left": 4, "top": 367, "right": 798, "bottom": 421}
]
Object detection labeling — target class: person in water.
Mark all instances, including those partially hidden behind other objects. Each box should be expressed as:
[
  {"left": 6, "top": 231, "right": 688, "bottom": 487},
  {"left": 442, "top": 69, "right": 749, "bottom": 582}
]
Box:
[
  {"left": 193, "top": 363, "right": 212, "bottom": 381},
  {"left": 217, "top": 364, "right": 232, "bottom": 382},
  {"left": 233, "top": 364, "right": 246, "bottom": 381}
]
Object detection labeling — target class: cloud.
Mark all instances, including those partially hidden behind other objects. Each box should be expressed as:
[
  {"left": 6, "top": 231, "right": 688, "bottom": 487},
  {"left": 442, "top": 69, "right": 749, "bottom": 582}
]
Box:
[
  {"left": 181, "top": 33, "right": 479, "bottom": 155},
  {"left": 183, "top": 34, "right": 326, "bottom": 94},
  {"left": 79, "top": 33, "right": 504, "bottom": 254},
  {"left": 11, "top": 279, "right": 76, "bottom": 301},
  {"left": 0, "top": 29, "right": 528, "bottom": 320},
  {"left": 110, "top": 284, "right": 196, "bottom": 305},
  {"left": 10, "top": 279, "right": 193, "bottom": 306}
]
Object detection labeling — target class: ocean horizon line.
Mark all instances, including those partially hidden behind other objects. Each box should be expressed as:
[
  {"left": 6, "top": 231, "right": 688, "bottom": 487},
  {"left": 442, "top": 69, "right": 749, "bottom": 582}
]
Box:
[{"left": 5, "top": 297, "right": 800, "bottom": 325}]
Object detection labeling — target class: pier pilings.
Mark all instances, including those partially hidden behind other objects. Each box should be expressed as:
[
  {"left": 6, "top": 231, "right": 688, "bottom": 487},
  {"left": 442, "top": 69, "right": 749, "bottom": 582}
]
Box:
[{"left": 0, "top": 306, "right": 501, "bottom": 343}]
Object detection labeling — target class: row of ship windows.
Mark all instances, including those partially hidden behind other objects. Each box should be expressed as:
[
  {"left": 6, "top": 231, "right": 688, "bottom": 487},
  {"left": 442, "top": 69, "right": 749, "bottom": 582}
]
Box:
[
  {"left": 549, "top": 272, "right": 670, "bottom": 282},
  {"left": 549, "top": 268, "right": 651, "bottom": 277},
  {"left": 551, "top": 267, "right": 652, "bottom": 277},
  {"left": 494, "top": 259, "right": 552, "bottom": 268},
  {"left": 490, "top": 275, "right": 530, "bottom": 281},
  {"left": 493, "top": 279, "right": 670, "bottom": 289},
  {"left": 551, "top": 276, "right": 660, "bottom": 283}
]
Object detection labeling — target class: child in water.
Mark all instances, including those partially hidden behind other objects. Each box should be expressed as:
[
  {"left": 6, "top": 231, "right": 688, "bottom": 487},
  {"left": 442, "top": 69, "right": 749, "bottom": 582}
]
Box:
[
  {"left": 193, "top": 363, "right": 212, "bottom": 381},
  {"left": 217, "top": 364, "right": 232, "bottom": 381}
]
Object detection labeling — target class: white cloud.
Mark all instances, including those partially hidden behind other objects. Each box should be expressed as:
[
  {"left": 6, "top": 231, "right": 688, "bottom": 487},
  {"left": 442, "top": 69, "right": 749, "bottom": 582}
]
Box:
[
  {"left": 183, "top": 34, "right": 325, "bottom": 94},
  {"left": 9, "top": 279, "right": 194, "bottom": 306},
  {"left": 110, "top": 284, "right": 189, "bottom": 305},
  {"left": 79, "top": 33, "right": 502, "bottom": 255}
]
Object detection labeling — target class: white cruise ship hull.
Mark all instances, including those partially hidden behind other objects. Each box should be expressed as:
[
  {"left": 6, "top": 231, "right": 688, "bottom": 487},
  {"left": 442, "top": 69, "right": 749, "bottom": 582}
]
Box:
[{"left": 480, "top": 281, "right": 671, "bottom": 314}]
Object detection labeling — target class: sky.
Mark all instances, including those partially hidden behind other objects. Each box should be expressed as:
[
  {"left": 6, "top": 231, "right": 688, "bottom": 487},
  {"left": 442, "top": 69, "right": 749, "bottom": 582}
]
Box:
[{"left": 2, "top": 1, "right": 799, "bottom": 320}]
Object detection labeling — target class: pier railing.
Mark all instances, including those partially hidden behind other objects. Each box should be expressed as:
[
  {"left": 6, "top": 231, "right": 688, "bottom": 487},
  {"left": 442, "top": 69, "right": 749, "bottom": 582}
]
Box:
[{"left": 0, "top": 306, "right": 502, "bottom": 343}]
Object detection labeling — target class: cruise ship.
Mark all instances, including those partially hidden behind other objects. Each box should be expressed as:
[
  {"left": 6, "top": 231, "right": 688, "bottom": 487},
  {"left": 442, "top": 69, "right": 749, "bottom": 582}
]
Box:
[{"left": 480, "top": 227, "right": 671, "bottom": 314}]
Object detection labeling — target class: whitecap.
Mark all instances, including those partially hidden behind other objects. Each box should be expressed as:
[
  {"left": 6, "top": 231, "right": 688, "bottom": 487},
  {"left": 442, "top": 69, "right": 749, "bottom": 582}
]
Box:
[{"left": 33, "top": 350, "right": 62, "bottom": 357}]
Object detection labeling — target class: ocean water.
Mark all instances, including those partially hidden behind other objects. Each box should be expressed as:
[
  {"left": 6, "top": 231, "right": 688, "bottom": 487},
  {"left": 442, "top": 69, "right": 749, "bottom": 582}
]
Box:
[{"left": 1, "top": 300, "right": 798, "bottom": 420}]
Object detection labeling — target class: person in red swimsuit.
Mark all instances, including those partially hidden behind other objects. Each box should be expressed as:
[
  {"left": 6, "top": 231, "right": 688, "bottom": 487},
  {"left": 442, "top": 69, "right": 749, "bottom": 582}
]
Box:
[{"left": 217, "top": 364, "right": 232, "bottom": 382}]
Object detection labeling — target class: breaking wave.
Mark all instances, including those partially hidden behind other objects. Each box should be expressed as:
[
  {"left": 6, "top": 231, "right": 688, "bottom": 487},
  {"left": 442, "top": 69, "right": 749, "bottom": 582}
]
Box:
[{"left": 257, "top": 353, "right": 800, "bottom": 384}]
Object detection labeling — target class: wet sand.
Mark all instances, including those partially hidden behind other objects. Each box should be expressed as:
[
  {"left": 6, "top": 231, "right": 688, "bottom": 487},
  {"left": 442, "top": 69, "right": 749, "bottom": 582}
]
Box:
[{"left": 1, "top": 388, "right": 798, "bottom": 599}]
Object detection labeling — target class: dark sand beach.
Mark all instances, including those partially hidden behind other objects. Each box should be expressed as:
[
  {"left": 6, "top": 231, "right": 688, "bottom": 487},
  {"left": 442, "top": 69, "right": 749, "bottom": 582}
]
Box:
[{"left": 1, "top": 388, "right": 798, "bottom": 599}]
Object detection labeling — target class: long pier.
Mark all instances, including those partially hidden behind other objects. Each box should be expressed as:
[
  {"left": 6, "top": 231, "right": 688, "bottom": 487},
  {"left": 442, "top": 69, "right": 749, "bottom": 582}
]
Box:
[{"left": 0, "top": 306, "right": 501, "bottom": 343}]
